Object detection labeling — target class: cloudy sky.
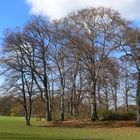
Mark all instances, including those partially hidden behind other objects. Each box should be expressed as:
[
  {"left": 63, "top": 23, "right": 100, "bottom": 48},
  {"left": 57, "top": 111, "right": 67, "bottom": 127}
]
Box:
[
  {"left": 27, "top": 0, "right": 140, "bottom": 20},
  {"left": 0, "top": 0, "right": 140, "bottom": 38}
]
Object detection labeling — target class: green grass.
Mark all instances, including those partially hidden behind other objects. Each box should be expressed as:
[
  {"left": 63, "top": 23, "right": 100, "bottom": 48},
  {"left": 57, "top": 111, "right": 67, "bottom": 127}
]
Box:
[{"left": 0, "top": 116, "right": 140, "bottom": 140}]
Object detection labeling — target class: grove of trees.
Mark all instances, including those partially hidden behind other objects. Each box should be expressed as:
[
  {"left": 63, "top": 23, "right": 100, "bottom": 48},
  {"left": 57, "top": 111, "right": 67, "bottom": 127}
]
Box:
[{"left": 0, "top": 7, "right": 140, "bottom": 126}]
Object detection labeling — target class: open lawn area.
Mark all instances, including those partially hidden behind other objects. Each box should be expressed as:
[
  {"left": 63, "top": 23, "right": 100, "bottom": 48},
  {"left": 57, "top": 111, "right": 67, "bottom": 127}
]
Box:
[{"left": 0, "top": 117, "right": 140, "bottom": 140}]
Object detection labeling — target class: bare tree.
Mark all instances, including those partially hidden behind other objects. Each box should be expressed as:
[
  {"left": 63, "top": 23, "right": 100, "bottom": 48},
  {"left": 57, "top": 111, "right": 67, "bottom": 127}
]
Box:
[
  {"left": 122, "top": 28, "right": 140, "bottom": 125},
  {"left": 1, "top": 30, "right": 35, "bottom": 125},
  {"left": 23, "top": 16, "right": 53, "bottom": 121},
  {"left": 60, "top": 7, "right": 128, "bottom": 121}
]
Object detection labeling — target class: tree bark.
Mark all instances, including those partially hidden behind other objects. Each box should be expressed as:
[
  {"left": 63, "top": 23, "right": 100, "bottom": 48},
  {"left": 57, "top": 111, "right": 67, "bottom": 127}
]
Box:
[
  {"left": 60, "top": 86, "right": 65, "bottom": 121},
  {"left": 136, "top": 71, "right": 140, "bottom": 126},
  {"left": 90, "top": 80, "right": 98, "bottom": 121}
]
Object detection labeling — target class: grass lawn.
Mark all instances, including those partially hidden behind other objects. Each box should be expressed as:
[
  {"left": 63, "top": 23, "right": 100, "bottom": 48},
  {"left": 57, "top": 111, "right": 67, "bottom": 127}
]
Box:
[{"left": 0, "top": 117, "right": 140, "bottom": 140}]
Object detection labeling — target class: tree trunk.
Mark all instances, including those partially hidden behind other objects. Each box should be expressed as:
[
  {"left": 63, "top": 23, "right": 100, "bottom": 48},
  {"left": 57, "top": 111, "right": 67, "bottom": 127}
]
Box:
[
  {"left": 24, "top": 106, "right": 31, "bottom": 126},
  {"left": 70, "top": 93, "right": 74, "bottom": 115},
  {"left": 114, "top": 89, "right": 118, "bottom": 112},
  {"left": 44, "top": 79, "right": 52, "bottom": 121},
  {"left": 60, "top": 86, "right": 65, "bottom": 121},
  {"left": 125, "top": 89, "right": 129, "bottom": 112},
  {"left": 105, "top": 87, "right": 109, "bottom": 112},
  {"left": 25, "top": 116, "right": 31, "bottom": 126},
  {"left": 125, "top": 74, "right": 129, "bottom": 112},
  {"left": 136, "top": 71, "right": 140, "bottom": 126},
  {"left": 90, "top": 80, "right": 98, "bottom": 121}
]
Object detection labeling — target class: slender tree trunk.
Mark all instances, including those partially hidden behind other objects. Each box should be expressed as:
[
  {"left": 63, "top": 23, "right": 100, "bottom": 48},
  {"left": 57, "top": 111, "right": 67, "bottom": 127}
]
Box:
[
  {"left": 44, "top": 78, "right": 52, "bottom": 121},
  {"left": 136, "top": 71, "right": 140, "bottom": 126},
  {"left": 22, "top": 70, "right": 31, "bottom": 126},
  {"left": 50, "top": 78, "right": 54, "bottom": 120},
  {"left": 125, "top": 90, "right": 129, "bottom": 112},
  {"left": 61, "top": 86, "right": 65, "bottom": 121},
  {"left": 71, "top": 75, "right": 77, "bottom": 116},
  {"left": 97, "top": 79, "right": 102, "bottom": 106},
  {"left": 112, "top": 87, "right": 118, "bottom": 112},
  {"left": 125, "top": 74, "right": 129, "bottom": 112},
  {"left": 90, "top": 80, "right": 98, "bottom": 121},
  {"left": 48, "top": 81, "right": 53, "bottom": 121},
  {"left": 70, "top": 93, "right": 74, "bottom": 115},
  {"left": 28, "top": 95, "right": 32, "bottom": 126},
  {"left": 105, "top": 89, "right": 109, "bottom": 112},
  {"left": 114, "top": 90, "right": 118, "bottom": 112}
]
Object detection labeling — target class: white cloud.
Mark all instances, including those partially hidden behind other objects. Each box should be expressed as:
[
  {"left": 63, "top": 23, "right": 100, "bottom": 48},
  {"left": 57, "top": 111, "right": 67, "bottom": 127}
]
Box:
[{"left": 26, "top": 0, "right": 140, "bottom": 20}]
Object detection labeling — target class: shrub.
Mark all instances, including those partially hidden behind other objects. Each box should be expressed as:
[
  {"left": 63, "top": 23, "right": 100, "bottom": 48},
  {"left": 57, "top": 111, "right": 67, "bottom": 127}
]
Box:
[{"left": 102, "top": 111, "right": 136, "bottom": 121}]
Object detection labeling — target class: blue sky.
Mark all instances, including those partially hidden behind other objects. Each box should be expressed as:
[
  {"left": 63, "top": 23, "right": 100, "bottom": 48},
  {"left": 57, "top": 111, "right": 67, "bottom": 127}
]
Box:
[{"left": 0, "top": 0, "right": 30, "bottom": 38}]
